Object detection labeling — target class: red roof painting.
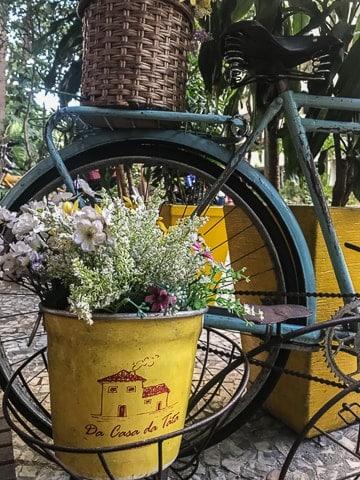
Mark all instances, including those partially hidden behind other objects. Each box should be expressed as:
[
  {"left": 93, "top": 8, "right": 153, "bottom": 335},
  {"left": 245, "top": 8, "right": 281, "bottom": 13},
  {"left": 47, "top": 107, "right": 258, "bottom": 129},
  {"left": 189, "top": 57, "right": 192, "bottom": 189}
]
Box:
[
  {"left": 142, "top": 383, "right": 170, "bottom": 398},
  {"left": 98, "top": 369, "right": 146, "bottom": 383}
]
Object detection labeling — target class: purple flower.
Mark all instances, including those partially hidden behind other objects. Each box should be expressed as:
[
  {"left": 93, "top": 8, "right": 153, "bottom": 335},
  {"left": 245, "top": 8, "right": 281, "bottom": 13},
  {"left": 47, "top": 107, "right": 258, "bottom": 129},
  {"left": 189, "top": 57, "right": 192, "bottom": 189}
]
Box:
[
  {"left": 145, "top": 286, "right": 176, "bottom": 313},
  {"left": 192, "top": 241, "right": 215, "bottom": 262},
  {"left": 30, "top": 253, "right": 44, "bottom": 272},
  {"left": 192, "top": 29, "right": 210, "bottom": 44}
]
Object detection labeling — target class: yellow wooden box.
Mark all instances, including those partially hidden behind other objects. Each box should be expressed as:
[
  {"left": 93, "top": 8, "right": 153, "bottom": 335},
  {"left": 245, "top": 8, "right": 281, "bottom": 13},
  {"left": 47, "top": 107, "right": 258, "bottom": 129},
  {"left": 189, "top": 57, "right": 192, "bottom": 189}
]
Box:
[
  {"left": 264, "top": 206, "right": 360, "bottom": 436},
  {"left": 162, "top": 203, "right": 360, "bottom": 435},
  {"left": 160, "top": 204, "right": 229, "bottom": 265}
]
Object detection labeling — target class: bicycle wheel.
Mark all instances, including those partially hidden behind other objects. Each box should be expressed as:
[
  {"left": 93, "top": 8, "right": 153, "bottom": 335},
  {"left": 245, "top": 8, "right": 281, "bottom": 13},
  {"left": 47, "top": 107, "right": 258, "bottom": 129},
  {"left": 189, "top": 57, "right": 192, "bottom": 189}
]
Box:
[{"left": 0, "top": 128, "right": 312, "bottom": 444}]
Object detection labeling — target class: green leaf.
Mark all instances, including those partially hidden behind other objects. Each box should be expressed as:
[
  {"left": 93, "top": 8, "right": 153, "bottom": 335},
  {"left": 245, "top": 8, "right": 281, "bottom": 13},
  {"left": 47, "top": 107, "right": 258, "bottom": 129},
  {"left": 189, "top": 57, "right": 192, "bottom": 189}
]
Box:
[
  {"left": 290, "top": 14, "right": 309, "bottom": 35},
  {"left": 335, "top": 37, "right": 360, "bottom": 98},
  {"left": 230, "top": 0, "right": 254, "bottom": 22},
  {"left": 287, "top": 0, "right": 321, "bottom": 17},
  {"left": 43, "top": 19, "right": 82, "bottom": 88},
  {"left": 198, "top": 39, "right": 218, "bottom": 92},
  {"left": 354, "top": 12, "right": 360, "bottom": 43},
  {"left": 255, "top": 0, "right": 282, "bottom": 29}
]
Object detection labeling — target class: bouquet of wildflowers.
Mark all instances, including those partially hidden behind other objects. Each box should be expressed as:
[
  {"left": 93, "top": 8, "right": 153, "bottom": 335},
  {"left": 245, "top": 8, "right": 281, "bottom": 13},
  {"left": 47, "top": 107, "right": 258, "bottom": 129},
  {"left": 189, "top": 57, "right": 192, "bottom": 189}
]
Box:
[{"left": 0, "top": 183, "right": 253, "bottom": 325}]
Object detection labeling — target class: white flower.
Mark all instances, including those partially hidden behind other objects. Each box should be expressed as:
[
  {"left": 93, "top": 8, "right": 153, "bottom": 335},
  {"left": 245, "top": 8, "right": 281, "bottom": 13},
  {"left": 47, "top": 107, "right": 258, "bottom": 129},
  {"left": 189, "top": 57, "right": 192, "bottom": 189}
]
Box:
[
  {"left": 74, "top": 178, "right": 96, "bottom": 197},
  {"left": 99, "top": 205, "right": 113, "bottom": 226},
  {"left": 49, "top": 192, "right": 74, "bottom": 205},
  {"left": 0, "top": 182, "right": 249, "bottom": 323},
  {"left": 20, "top": 199, "right": 47, "bottom": 213},
  {"left": 0, "top": 207, "right": 17, "bottom": 226},
  {"left": 12, "top": 213, "right": 44, "bottom": 237},
  {"left": 69, "top": 299, "right": 94, "bottom": 325},
  {"left": 76, "top": 205, "right": 102, "bottom": 222},
  {"left": 9, "top": 240, "right": 36, "bottom": 260},
  {"left": 73, "top": 218, "right": 107, "bottom": 251},
  {"left": 0, "top": 240, "right": 38, "bottom": 279},
  {"left": 26, "top": 232, "right": 48, "bottom": 250}
]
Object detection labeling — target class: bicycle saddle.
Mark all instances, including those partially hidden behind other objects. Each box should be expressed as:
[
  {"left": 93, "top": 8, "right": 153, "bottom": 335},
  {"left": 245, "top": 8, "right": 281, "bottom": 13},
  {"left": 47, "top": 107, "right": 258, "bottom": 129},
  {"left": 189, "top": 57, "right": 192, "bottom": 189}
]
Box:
[{"left": 222, "top": 20, "right": 343, "bottom": 86}]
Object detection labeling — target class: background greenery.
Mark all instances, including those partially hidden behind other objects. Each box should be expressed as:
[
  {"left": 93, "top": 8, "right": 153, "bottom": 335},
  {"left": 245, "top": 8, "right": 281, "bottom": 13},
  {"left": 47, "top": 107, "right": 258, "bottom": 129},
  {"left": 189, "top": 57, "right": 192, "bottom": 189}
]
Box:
[{"left": 1, "top": 1, "right": 359, "bottom": 205}]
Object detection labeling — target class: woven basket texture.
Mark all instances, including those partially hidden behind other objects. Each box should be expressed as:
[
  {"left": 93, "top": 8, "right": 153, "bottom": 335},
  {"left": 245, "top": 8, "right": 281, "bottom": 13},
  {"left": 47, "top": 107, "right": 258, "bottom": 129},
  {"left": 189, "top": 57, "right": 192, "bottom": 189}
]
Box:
[{"left": 78, "top": 0, "right": 194, "bottom": 110}]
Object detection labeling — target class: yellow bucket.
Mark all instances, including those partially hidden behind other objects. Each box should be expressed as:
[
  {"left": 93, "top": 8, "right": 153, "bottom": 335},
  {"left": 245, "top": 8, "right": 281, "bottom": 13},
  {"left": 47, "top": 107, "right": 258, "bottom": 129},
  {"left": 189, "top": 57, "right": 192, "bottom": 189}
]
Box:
[{"left": 42, "top": 307, "right": 204, "bottom": 479}]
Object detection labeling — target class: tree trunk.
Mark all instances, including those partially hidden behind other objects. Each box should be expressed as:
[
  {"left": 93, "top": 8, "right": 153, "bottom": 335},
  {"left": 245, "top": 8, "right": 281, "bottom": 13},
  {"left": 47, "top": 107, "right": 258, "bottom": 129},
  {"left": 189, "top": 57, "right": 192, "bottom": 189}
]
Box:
[
  {"left": 264, "top": 117, "right": 280, "bottom": 190},
  {"left": 0, "top": 23, "right": 7, "bottom": 141},
  {"left": 331, "top": 134, "right": 353, "bottom": 206}
]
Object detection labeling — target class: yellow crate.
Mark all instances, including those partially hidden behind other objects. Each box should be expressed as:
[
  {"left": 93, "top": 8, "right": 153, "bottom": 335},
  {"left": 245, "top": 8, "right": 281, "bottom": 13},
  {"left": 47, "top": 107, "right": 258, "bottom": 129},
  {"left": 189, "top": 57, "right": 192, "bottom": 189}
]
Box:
[
  {"left": 265, "top": 206, "right": 360, "bottom": 436},
  {"left": 160, "top": 204, "right": 229, "bottom": 265}
]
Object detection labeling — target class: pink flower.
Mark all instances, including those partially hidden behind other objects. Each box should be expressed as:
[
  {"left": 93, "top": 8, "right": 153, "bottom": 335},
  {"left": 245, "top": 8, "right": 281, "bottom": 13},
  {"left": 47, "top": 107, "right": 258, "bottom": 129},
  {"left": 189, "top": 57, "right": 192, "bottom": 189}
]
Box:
[
  {"left": 145, "top": 286, "right": 176, "bottom": 313},
  {"left": 192, "top": 241, "right": 214, "bottom": 262}
]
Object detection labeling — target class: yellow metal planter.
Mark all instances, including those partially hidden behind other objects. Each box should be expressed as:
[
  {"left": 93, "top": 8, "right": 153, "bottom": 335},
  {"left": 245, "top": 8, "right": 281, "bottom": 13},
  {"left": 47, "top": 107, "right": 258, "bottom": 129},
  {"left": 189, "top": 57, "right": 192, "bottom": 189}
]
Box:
[{"left": 42, "top": 307, "right": 204, "bottom": 479}]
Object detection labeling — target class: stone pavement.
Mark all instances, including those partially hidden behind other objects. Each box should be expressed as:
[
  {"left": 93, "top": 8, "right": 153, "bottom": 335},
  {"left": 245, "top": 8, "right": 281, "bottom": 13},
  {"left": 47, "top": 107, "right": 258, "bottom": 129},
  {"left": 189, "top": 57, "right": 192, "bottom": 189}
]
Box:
[
  {"left": 1, "top": 282, "right": 359, "bottom": 479},
  {"left": 9, "top": 405, "right": 360, "bottom": 479}
]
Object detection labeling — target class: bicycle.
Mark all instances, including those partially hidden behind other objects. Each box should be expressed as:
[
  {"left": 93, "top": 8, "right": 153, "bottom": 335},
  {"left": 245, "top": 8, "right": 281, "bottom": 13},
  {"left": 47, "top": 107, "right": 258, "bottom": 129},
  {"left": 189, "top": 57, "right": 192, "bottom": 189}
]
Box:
[{"left": 1, "top": 18, "right": 360, "bottom": 477}]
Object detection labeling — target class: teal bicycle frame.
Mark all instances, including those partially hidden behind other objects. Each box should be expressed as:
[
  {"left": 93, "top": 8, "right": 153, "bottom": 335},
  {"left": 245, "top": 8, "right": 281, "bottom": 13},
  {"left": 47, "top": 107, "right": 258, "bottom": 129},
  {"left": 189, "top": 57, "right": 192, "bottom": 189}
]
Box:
[{"left": 41, "top": 88, "right": 360, "bottom": 345}]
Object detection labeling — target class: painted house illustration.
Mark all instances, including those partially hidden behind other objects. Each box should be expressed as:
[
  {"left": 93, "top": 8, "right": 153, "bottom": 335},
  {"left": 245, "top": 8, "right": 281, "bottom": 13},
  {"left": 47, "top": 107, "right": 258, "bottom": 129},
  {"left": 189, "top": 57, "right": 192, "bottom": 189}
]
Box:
[{"left": 96, "top": 369, "right": 171, "bottom": 418}]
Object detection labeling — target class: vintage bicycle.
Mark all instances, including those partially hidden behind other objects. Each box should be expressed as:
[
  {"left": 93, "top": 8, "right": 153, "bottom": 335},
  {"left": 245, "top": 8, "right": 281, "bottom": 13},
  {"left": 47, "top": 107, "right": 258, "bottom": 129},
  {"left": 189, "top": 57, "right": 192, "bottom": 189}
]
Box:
[{"left": 1, "top": 19, "right": 360, "bottom": 478}]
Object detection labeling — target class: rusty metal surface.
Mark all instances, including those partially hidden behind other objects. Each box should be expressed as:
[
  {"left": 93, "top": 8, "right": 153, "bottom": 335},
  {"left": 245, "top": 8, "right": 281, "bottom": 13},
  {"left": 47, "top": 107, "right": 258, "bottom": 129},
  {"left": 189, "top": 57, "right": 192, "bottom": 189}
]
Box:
[{"left": 246, "top": 304, "right": 312, "bottom": 324}]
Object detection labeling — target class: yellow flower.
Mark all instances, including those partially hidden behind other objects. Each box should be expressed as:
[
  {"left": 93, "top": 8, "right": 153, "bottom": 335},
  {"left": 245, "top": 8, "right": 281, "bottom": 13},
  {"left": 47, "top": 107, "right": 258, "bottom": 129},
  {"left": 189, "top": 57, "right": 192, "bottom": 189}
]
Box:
[
  {"left": 123, "top": 196, "right": 136, "bottom": 209},
  {"left": 94, "top": 203, "right": 102, "bottom": 215},
  {"left": 156, "top": 217, "right": 168, "bottom": 234},
  {"left": 62, "top": 199, "right": 79, "bottom": 215}
]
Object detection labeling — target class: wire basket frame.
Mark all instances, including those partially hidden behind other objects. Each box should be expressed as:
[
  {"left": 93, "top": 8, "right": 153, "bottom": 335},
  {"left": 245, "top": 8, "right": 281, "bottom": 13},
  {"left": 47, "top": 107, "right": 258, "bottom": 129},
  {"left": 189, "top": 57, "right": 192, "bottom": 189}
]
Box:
[
  {"left": 3, "top": 328, "right": 250, "bottom": 479},
  {"left": 78, "top": 0, "right": 194, "bottom": 111}
]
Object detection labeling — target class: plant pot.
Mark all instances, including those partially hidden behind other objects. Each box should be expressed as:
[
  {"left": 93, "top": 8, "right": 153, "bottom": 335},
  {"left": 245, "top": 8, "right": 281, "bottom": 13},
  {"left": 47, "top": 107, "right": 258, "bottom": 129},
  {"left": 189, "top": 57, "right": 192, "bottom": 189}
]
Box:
[{"left": 42, "top": 306, "right": 205, "bottom": 479}]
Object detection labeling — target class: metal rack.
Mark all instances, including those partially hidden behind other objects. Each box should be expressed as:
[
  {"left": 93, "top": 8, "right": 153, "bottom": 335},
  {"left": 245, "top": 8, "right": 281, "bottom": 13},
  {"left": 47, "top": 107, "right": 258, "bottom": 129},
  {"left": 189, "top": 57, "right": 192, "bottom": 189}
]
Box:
[
  {"left": 2, "top": 328, "right": 250, "bottom": 479},
  {"left": 278, "top": 381, "right": 360, "bottom": 480}
]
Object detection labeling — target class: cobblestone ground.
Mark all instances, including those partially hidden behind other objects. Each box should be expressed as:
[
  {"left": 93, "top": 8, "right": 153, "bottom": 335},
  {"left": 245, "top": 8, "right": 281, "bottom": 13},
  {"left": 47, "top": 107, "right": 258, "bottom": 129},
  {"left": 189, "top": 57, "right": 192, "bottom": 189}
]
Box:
[{"left": 9, "top": 406, "right": 360, "bottom": 480}]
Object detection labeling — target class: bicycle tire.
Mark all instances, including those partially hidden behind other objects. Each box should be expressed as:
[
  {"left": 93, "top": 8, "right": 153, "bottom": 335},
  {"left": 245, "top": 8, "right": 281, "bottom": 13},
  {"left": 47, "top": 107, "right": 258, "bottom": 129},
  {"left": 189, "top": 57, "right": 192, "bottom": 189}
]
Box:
[{"left": 0, "top": 128, "right": 313, "bottom": 445}]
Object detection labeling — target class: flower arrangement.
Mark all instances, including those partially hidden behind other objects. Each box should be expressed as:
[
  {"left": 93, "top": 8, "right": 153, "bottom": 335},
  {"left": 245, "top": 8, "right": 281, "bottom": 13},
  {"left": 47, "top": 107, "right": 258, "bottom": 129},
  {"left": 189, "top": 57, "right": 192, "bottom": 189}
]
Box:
[{"left": 0, "top": 183, "right": 257, "bottom": 325}]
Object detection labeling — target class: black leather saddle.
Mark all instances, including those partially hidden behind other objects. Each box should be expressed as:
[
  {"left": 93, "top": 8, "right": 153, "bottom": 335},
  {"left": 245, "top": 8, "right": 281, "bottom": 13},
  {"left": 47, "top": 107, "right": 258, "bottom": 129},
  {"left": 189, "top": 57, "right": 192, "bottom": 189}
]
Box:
[{"left": 222, "top": 20, "right": 343, "bottom": 86}]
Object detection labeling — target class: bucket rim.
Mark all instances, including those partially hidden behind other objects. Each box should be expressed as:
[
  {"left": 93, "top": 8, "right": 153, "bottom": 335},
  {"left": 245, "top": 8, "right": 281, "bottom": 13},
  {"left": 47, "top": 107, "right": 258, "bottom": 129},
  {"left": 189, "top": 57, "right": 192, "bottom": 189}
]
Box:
[{"left": 40, "top": 304, "right": 207, "bottom": 321}]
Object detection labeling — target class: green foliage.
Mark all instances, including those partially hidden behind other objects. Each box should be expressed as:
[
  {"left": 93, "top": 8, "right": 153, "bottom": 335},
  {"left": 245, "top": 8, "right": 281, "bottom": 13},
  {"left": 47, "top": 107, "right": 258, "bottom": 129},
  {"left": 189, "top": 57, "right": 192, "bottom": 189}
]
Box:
[
  {"left": 5, "top": 1, "right": 79, "bottom": 103},
  {"left": 186, "top": 49, "right": 236, "bottom": 115},
  {"left": 2, "top": 0, "right": 360, "bottom": 207},
  {"left": 1, "top": 115, "right": 46, "bottom": 175},
  {"left": 280, "top": 174, "right": 333, "bottom": 205},
  {"left": 1, "top": 0, "right": 80, "bottom": 173},
  {"left": 195, "top": 0, "right": 360, "bottom": 206}
]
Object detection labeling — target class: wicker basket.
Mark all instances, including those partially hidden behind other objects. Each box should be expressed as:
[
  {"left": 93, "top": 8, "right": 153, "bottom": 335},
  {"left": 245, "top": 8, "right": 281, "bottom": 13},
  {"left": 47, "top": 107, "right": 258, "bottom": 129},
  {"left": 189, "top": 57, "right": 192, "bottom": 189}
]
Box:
[{"left": 78, "top": 0, "right": 194, "bottom": 111}]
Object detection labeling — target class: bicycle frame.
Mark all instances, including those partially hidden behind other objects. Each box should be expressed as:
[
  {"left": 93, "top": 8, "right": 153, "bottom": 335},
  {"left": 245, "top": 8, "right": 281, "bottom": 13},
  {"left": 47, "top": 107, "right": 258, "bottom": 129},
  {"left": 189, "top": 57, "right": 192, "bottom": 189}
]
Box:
[
  {"left": 283, "top": 89, "right": 358, "bottom": 300},
  {"left": 41, "top": 86, "right": 360, "bottom": 345},
  {"left": 196, "top": 86, "right": 360, "bottom": 341},
  {"left": 196, "top": 87, "right": 359, "bottom": 307}
]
